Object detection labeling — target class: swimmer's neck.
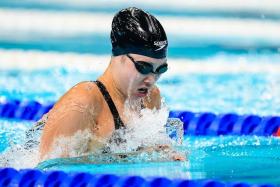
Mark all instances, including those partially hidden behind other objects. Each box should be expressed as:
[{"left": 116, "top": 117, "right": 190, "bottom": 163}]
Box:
[{"left": 98, "top": 68, "right": 127, "bottom": 104}]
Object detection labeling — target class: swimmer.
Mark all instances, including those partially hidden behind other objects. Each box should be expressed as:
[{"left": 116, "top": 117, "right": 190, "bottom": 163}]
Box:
[{"left": 39, "top": 7, "right": 185, "bottom": 161}]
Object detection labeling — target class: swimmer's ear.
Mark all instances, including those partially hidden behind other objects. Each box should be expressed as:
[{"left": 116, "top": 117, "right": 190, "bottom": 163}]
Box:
[
  {"left": 110, "top": 55, "right": 125, "bottom": 64},
  {"left": 120, "top": 55, "right": 127, "bottom": 63}
]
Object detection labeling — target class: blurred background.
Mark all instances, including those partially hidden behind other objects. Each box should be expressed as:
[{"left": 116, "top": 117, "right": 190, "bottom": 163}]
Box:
[
  {"left": 1, "top": 0, "right": 280, "bottom": 115},
  {"left": 1, "top": 2, "right": 280, "bottom": 184}
]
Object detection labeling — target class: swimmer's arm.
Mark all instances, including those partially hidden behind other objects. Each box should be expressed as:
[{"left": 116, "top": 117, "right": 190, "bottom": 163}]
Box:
[
  {"left": 39, "top": 82, "right": 101, "bottom": 160},
  {"left": 134, "top": 145, "right": 186, "bottom": 161}
]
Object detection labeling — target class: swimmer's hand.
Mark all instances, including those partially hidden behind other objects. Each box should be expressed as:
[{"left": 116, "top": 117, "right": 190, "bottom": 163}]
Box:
[
  {"left": 171, "top": 152, "right": 186, "bottom": 161},
  {"left": 156, "top": 145, "right": 186, "bottom": 161},
  {"left": 136, "top": 145, "right": 186, "bottom": 161}
]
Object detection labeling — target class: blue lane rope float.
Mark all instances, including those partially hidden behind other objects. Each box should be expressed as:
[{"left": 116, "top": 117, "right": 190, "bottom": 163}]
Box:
[
  {"left": 169, "top": 110, "right": 280, "bottom": 136},
  {"left": 0, "top": 99, "right": 53, "bottom": 121},
  {"left": 0, "top": 99, "right": 280, "bottom": 136},
  {"left": 0, "top": 168, "right": 277, "bottom": 187},
  {"left": 18, "top": 169, "right": 45, "bottom": 187},
  {"left": 0, "top": 168, "right": 20, "bottom": 186},
  {"left": 0, "top": 99, "right": 21, "bottom": 119},
  {"left": 69, "top": 172, "right": 97, "bottom": 187}
]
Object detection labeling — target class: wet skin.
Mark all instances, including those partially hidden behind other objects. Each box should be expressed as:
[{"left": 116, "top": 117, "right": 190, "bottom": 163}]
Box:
[{"left": 39, "top": 54, "right": 165, "bottom": 160}]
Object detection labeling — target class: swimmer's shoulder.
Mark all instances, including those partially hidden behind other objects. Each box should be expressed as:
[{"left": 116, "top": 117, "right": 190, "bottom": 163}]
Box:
[
  {"left": 53, "top": 81, "right": 104, "bottom": 114},
  {"left": 144, "top": 85, "right": 161, "bottom": 109},
  {"left": 70, "top": 81, "right": 102, "bottom": 99},
  {"left": 40, "top": 81, "right": 106, "bottom": 157},
  {"left": 72, "top": 80, "right": 104, "bottom": 106}
]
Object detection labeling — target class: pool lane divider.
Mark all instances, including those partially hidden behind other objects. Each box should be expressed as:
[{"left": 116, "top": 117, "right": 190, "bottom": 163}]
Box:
[
  {"left": 169, "top": 110, "right": 280, "bottom": 136},
  {"left": 0, "top": 99, "right": 280, "bottom": 136},
  {"left": 0, "top": 167, "right": 277, "bottom": 187}
]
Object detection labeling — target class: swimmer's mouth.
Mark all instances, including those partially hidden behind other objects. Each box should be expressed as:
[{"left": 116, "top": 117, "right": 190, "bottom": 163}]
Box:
[{"left": 137, "top": 88, "right": 148, "bottom": 95}]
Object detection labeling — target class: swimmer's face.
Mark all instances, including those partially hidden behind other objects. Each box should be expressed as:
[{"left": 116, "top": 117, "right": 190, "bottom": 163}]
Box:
[{"left": 123, "top": 53, "right": 167, "bottom": 98}]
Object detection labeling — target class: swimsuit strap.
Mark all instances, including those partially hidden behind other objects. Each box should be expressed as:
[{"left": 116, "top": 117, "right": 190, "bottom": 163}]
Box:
[{"left": 94, "top": 80, "right": 125, "bottom": 129}]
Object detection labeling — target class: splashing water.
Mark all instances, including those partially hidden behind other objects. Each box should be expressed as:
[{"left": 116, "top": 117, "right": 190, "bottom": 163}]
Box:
[
  {"left": 108, "top": 104, "right": 171, "bottom": 153},
  {"left": 0, "top": 118, "right": 42, "bottom": 169},
  {"left": 0, "top": 99, "right": 184, "bottom": 168},
  {"left": 44, "top": 101, "right": 183, "bottom": 161}
]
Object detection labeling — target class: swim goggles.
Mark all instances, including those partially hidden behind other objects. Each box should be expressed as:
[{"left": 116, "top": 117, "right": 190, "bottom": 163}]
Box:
[{"left": 126, "top": 54, "right": 168, "bottom": 75}]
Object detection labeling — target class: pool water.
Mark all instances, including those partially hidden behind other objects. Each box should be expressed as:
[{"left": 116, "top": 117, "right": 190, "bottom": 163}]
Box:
[
  {"left": 1, "top": 1, "right": 280, "bottom": 186},
  {"left": 0, "top": 118, "right": 33, "bottom": 152},
  {"left": 1, "top": 54, "right": 280, "bottom": 115},
  {"left": 1, "top": 118, "right": 280, "bottom": 185},
  {"left": 36, "top": 136, "right": 280, "bottom": 185}
]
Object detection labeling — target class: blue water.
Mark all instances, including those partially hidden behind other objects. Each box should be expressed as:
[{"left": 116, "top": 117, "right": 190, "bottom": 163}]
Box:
[
  {"left": 0, "top": 118, "right": 32, "bottom": 152},
  {"left": 1, "top": 1, "right": 280, "bottom": 20},
  {"left": 1, "top": 35, "right": 278, "bottom": 58},
  {"left": 1, "top": 1, "right": 280, "bottom": 186},
  {"left": 1, "top": 117, "right": 279, "bottom": 185},
  {"left": 36, "top": 136, "right": 280, "bottom": 185},
  {"left": 1, "top": 66, "right": 280, "bottom": 115}
]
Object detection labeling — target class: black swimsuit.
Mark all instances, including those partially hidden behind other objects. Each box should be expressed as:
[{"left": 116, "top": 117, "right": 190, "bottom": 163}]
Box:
[
  {"left": 94, "top": 80, "right": 127, "bottom": 147},
  {"left": 94, "top": 80, "right": 125, "bottom": 130}
]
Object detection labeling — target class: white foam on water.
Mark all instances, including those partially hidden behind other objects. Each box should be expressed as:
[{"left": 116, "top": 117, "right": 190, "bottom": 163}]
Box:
[
  {"left": 0, "top": 100, "right": 182, "bottom": 169},
  {"left": 0, "top": 122, "right": 41, "bottom": 169},
  {"left": 0, "top": 145, "right": 39, "bottom": 169},
  {"left": 108, "top": 104, "right": 172, "bottom": 153},
  {"left": 43, "top": 128, "right": 111, "bottom": 161},
  {"left": 0, "top": 116, "right": 47, "bottom": 169},
  {"left": 0, "top": 116, "right": 101, "bottom": 168},
  {"left": 44, "top": 101, "right": 178, "bottom": 159},
  {"left": 45, "top": 98, "right": 185, "bottom": 162}
]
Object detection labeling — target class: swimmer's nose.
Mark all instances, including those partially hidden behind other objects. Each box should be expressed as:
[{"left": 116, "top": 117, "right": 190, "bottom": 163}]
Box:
[{"left": 143, "top": 74, "right": 158, "bottom": 87}]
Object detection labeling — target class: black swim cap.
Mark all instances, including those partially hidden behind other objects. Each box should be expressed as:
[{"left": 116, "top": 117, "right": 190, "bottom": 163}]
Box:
[{"left": 111, "top": 7, "right": 168, "bottom": 59}]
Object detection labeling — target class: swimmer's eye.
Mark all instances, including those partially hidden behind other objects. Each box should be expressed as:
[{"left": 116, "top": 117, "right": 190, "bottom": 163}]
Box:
[{"left": 127, "top": 54, "right": 168, "bottom": 75}]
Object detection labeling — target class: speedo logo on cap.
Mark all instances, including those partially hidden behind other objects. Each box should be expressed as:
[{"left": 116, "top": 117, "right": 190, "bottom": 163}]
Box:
[{"left": 154, "top": 40, "right": 167, "bottom": 51}]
